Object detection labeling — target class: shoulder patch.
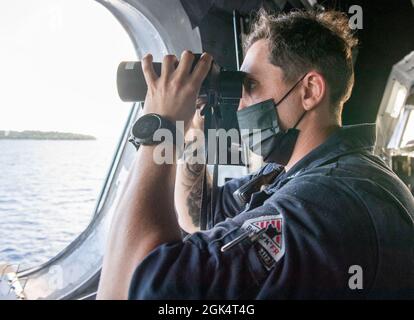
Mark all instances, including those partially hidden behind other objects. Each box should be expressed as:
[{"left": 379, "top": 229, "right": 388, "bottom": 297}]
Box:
[{"left": 241, "top": 215, "right": 285, "bottom": 270}]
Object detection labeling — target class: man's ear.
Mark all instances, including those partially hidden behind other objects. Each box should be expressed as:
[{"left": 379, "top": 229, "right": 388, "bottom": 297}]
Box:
[{"left": 301, "top": 71, "right": 326, "bottom": 111}]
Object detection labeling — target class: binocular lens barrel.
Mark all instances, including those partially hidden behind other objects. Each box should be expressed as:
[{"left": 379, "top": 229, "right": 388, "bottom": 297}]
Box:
[{"left": 117, "top": 61, "right": 157, "bottom": 102}]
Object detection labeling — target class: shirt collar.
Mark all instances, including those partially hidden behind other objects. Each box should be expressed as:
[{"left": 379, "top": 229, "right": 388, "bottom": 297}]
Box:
[{"left": 266, "top": 123, "right": 377, "bottom": 188}]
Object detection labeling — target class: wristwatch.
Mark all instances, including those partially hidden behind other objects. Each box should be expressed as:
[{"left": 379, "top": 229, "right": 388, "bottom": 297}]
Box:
[{"left": 128, "top": 113, "right": 179, "bottom": 150}]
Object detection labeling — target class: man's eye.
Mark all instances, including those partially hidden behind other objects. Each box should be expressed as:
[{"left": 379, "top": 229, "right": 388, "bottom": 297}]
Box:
[{"left": 244, "top": 80, "right": 258, "bottom": 93}]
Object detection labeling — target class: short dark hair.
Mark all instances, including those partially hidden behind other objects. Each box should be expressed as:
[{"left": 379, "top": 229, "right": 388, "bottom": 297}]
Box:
[{"left": 245, "top": 9, "right": 358, "bottom": 117}]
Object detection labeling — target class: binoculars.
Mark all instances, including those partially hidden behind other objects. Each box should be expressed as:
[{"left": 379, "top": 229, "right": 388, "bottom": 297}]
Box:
[{"left": 117, "top": 54, "right": 246, "bottom": 105}]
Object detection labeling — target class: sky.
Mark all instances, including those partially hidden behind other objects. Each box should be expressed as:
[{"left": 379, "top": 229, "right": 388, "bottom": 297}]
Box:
[{"left": 0, "top": 0, "right": 137, "bottom": 140}]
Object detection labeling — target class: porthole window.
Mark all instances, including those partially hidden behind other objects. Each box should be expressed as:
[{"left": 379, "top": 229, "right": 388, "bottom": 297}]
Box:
[{"left": 0, "top": 0, "right": 136, "bottom": 269}]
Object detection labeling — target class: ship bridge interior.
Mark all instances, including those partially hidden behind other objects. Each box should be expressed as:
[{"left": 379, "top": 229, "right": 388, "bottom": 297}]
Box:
[{"left": 0, "top": 0, "right": 413, "bottom": 300}]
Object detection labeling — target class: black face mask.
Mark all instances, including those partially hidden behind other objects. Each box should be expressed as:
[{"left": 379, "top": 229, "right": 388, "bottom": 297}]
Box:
[{"left": 236, "top": 74, "right": 307, "bottom": 165}]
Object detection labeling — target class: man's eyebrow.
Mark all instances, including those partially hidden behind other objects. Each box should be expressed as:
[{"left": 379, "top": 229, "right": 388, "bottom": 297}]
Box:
[
  {"left": 243, "top": 69, "right": 256, "bottom": 78},
  {"left": 243, "top": 74, "right": 259, "bottom": 84}
]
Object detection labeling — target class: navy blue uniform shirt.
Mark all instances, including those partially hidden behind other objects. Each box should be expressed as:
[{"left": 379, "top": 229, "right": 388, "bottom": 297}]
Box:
[{"left": 129, "top": 124, "right": 414, "bottom": 299}]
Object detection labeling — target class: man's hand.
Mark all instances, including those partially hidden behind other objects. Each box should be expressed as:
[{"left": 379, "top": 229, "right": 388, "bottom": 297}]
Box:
[{"left": 141, "top": 51, "right": 212, "bottom": 133}]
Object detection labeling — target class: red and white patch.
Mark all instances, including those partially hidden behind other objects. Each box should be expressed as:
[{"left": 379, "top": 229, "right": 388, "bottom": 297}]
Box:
[{"left": 241, "top": 215, "right": 285, "bottom": 270}]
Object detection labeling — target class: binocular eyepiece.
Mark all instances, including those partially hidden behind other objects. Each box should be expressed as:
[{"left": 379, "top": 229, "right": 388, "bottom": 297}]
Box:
[{"left": 117, "top": 54, "right": 246, "bottom": 104}]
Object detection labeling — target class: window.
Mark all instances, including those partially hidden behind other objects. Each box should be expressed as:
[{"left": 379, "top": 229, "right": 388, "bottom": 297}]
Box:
[
  {"left": 0, "top": 0, "right": 136, "bottom": 269},
  {"left": 400, "top": 107, "right": 414, "bottom": 149}
]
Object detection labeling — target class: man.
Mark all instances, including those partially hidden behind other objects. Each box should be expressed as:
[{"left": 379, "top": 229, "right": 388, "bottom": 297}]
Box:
[{"left": 97, "top": 9, "right": 414, "bottom": 299}]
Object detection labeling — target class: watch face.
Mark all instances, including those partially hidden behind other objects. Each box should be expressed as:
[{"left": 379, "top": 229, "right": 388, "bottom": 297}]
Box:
[{"left": 132, "top": 114, "right": 161, "bottom": 140}]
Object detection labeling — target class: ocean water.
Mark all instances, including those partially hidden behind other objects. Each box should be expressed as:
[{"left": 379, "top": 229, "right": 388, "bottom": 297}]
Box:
[{"left": 0, "top": 139, "right": 117, "bottom": 269}]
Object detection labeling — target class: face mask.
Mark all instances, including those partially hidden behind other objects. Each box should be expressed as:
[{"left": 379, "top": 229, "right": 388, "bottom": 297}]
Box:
[{"left": 237, "top": 74, "right": 307, "bottom": 165}]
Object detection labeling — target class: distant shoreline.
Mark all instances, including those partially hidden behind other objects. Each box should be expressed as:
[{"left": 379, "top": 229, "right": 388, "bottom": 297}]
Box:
[{"left": 0, "top": 130, "right": 96, "bottom": 140}]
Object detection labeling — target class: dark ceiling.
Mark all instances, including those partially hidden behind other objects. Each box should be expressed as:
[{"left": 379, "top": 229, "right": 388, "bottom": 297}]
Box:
[{"left": 180, "top": 0, "right": 414, "bottom": 124}]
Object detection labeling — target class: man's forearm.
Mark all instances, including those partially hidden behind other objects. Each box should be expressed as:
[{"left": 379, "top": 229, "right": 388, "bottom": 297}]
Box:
[
  {"left": 97, "top": 145, "right": 181, "bottom": 299},
  {"left": 97, "top": 50, "right": 213, "bottom": 299}
]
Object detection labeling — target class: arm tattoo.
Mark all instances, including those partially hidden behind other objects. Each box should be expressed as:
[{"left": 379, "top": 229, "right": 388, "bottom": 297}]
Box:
[
  {"left": 182, "top": 138, "right": 211, "bottom": 227},
  {"left": 184, "top": 163, "right": 207, "bottom": 227}
]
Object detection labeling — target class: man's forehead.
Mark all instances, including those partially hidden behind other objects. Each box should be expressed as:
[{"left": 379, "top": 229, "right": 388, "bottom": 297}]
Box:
[
  {"left": 240, "top": 40, "right": 269, "bottom": 73},
  {"left": 240, "top": 39, "right": 282, "bottom": 79}
]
